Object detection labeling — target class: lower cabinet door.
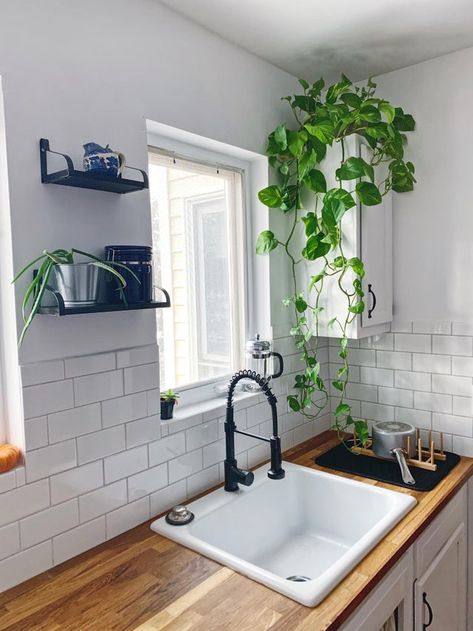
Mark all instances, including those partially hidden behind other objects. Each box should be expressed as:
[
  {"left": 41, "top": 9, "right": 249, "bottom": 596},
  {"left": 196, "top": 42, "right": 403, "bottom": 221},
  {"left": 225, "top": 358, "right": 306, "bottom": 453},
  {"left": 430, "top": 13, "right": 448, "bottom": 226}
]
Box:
[{"left": 414, "top": 523, "right": 467, "bottom": 631}]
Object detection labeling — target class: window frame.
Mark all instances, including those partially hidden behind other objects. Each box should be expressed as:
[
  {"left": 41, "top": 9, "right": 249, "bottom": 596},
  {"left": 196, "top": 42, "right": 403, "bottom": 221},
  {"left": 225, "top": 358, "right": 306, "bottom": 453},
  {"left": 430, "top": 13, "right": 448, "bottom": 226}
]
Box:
[{"left": 147, "top": 140, "right": 253, "bottom": 404}]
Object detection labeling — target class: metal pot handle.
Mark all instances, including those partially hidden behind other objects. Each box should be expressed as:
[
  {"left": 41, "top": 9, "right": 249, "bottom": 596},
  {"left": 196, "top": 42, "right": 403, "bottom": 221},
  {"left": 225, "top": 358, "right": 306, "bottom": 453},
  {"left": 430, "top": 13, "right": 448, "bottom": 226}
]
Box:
[
  {"left": 392, "top": 447, "right": 415, "bottom": 485},
  {"left": 270, "top": 352, "right": 284, "bottom": 379}
]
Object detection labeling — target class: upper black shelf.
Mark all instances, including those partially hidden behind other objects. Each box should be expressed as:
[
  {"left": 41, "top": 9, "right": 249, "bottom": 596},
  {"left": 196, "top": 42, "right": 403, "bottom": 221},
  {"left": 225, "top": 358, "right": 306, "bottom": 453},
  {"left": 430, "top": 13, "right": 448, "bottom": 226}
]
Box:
[{"left": 40, "top": 138, "right": 149, "bottom": 194}]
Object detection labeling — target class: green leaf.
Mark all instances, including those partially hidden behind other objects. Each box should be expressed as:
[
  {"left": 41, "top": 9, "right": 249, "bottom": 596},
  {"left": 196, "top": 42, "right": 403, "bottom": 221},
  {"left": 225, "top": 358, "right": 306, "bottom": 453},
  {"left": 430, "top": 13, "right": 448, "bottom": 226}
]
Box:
[
  {"left": 332, "top": 380, "right": 344, "bottom": 392},
  {"left": 359, "top": 104, "right": 381, "bottom": 123},
  {"left": 335, "top": 403, "right": 351, "bottom": 416},
  {"left": 298, "top": 149, "right": 318, "bottom": 180},
  {"left": 322, "top": 197, "right": 346, "bottom": 229},
  {"left": 355, "top": 181, "right": 382, "bottom": 206},
  {"left": 258, "top": 185, "right": 283, "bottom": 208},
  {"left": 287, "top": 395, "right": 301, "bottom": 412},
  {"left": 302, "top": 212, "right": 318, "bottom": 237},
  {"left": 287, "top": 129, "right": 307, "bottom": 157},
  {"left": 295, "top": 295, "right": 308, "bottom": 313},
  {"left": 336, "top": 157, "right": 374, "bottom": 182},
  {"left": 327, "top": 317, "right": 337, "bottom": 328},
  {"left": 348, "top": 301, "right": 365, "bottom": 314},
  {"left": 333, "top": 256, "right": 346, "bottom": 268},
  {"left": 298, "top": 78, "right": 309, "bottom": 90},
  {"left": 348, "top": 257, "right": 365, "bottom": 277},
  {"left": 310, "top": 78, "right": 325, "bottom": 97},
  {"left": 393, "top": 107, "right": 416, "bottom": 132},
  {"left": 340, "top": 92, "right": 361, "bottom": 108},
  {"left": 325, "top": 188, "right": 356, "bottom": 210},
  {"left": 310, "top": 273, "right": 325, "bottom": 286},
  {"left": 256, "top": 230, "right": 279, "bottom": 254},
  {"left": 340, "top": 336, "right": 348, "bottom": 351},
  {"left": 302, "top": 233, "right": 331, "bottom": 261},
  {"left": 354, "top": 420, "right": 370, "bottom": 446},
  {"left": 293, "top": 95, "right": 317, "bottom": 113},
  {"left": 273, "top": 124, "right": 287, "bottom": 151},
  {"left": 304, "top": 120, "right": 334, "bottom": 145},
  {"left": 304, "top": 169, "right": 327, "bottom": 193},
  {"left": 379, "top": 102, "right": 395, "bottom": 123}
]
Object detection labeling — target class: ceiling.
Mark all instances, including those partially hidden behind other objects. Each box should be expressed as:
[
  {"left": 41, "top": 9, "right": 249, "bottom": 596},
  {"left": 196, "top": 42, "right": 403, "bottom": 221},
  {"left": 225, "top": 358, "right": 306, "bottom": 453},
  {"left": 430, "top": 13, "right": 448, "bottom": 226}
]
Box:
[{"left": 159, "top": 0, "right": 473, "bottom": 82}]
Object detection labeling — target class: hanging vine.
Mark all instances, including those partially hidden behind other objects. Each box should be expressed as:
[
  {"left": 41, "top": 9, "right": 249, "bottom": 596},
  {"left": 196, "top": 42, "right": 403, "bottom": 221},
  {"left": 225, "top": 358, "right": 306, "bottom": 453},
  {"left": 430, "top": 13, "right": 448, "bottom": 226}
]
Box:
[{"left": 256, "top": 75, "right": 416, "bottom": 445}]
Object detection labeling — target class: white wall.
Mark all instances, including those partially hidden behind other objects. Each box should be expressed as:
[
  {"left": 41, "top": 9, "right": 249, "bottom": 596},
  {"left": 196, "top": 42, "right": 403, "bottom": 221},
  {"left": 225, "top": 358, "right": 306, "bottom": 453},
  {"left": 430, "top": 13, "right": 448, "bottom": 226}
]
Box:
[
  {"left": 0, "top": 0, "right": 296, "bottom": 364},
  {"left": 374, "top": 47, "right": 473, "bottom": 322}
]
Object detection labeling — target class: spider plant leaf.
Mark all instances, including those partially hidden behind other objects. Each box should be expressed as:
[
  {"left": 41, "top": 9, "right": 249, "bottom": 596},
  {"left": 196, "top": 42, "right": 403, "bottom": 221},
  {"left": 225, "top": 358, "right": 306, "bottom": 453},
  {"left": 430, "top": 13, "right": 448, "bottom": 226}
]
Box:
[
  {"left": 21, "top": 258, "right": 52, "bottom": 322},
  {"left": 12, "top": 254, "right": 46, "bottom": 283},
  {"left": 91, "top": 261, "right": 127, "bottom": 287},
  {"left": 106, "top": 260, "right": 141, "bottom": 284},
  {"left": 44, "top": 250, "right": 67, "bottom": 264},
  {"left": 18, "top": 260, "right": 53, "bottom": 346}
]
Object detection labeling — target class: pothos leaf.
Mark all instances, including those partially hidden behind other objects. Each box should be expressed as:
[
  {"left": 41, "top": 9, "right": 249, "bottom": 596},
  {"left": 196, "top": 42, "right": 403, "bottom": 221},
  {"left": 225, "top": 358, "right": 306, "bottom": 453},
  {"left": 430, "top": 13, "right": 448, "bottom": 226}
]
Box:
[
  {"left": 258, "top": 185, "right": 283, "bottom": 208},
  {"left": 255, "top": 230, "right": 279, "bottom": 254}
]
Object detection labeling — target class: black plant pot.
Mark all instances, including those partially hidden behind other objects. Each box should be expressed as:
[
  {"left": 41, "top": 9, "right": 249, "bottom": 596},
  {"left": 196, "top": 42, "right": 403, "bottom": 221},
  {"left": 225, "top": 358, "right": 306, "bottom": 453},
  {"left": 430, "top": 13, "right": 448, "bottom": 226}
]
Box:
[{"left": 160, "top": 399, "right": 176, "bottom": 420}]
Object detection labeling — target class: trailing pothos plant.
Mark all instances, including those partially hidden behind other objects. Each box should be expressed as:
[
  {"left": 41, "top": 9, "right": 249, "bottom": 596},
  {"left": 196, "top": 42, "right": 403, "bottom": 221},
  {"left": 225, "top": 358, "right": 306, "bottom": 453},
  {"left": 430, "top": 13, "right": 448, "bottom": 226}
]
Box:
[{"left": 256, "top": 75, "right": 416, "bottom": 446}]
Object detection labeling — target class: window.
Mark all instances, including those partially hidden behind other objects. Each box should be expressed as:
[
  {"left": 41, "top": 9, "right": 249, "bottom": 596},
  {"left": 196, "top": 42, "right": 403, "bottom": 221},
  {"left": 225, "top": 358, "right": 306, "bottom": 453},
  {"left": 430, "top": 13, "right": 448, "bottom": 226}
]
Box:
[{"left": 148, "top": 149, "right": 246, "bottom": 391}]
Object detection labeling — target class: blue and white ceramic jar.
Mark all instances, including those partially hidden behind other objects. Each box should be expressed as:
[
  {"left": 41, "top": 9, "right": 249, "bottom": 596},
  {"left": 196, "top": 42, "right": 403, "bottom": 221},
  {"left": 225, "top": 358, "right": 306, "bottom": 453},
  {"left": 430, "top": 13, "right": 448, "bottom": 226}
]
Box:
[{"left": 83, "top": 142, "right": 125, "bottom": 177}]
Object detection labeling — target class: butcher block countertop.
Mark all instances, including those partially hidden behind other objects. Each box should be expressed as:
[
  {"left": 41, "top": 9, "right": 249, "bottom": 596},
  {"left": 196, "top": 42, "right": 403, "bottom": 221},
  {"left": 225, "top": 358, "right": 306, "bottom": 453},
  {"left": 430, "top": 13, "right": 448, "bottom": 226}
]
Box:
[{"left": 1, "top": 431, "right": 472, "bottom": 631}]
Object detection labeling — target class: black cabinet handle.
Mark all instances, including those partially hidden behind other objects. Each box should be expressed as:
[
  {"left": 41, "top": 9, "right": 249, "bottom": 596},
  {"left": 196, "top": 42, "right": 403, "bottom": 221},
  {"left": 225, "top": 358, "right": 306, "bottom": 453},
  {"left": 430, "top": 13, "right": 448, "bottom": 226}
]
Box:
[
  {"left": 422, "top": 592, "right": 433, "bottom": 629},
  {"left": 367, "top": 283, "right": 377, "bottom": 319}
]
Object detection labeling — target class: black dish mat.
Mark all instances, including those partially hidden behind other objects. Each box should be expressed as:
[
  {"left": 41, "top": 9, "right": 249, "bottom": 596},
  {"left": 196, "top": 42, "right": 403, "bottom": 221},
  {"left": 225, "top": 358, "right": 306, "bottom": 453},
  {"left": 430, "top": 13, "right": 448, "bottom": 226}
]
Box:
[{"left": 315, "top": 443, "right": 461, "bottom": 491}]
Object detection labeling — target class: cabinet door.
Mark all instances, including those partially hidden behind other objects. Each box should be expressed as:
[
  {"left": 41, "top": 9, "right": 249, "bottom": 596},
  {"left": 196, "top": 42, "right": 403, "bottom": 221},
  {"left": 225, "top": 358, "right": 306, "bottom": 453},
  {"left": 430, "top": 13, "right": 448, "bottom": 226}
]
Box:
[
  {"left": 414, "top": 523, "right": 467, "bottom": 631},
  {"left": 359, "top": 142, "right": 393, "bottom": 329}
]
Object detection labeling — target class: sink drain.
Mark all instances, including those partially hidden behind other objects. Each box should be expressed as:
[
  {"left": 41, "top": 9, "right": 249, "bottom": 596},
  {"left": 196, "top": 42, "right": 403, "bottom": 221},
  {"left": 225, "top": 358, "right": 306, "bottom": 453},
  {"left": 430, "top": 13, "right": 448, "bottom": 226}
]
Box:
[{"left": 286, "top": 575, "right": 311, "bottom": 582}]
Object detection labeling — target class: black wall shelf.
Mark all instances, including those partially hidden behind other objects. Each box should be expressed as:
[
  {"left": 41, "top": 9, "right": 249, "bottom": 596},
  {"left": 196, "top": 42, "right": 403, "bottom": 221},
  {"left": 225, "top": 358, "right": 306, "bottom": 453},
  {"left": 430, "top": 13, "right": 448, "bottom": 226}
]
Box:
[
  {"left": 38, "top": 287, "right": 171, "bottom": 316},
  {"left": 40, "top": 138, "right": 149, "bottom": 194}
]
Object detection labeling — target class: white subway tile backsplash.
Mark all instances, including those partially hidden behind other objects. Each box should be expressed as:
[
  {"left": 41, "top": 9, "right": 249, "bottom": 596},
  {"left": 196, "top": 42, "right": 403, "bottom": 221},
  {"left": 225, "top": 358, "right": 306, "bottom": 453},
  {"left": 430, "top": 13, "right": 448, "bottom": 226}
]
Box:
[
  {"left": 203, "top": 439, "right": 225, "bottom": 468},
  {"left": 432, "top": 374, "right": 473, "bottom": 397},
  {"left": 106, "top": 497, "right": 150, "bottom": 540},
  {"left": 124, "top": 362, "right": 159, "bottom": 395},
  {"left": 433, "top": 335, "right": 473, "bottom": 356},
  {"left": 452, "top": 435, "right": 473, "bottom": 457},
  {"left": 168, "top": 449, "right": 203, "bottom": 484},
  {"left": 394, "top": 370, "right": 431, "bottom": 392},
  {"left": 412, "top": 353, "right": 451, "bottom": 374},
  {"left": 26, "top": 440, "right": 76, "bottom": 482},
  {"left": 21, "top": 360, "right": 64, "bottom": 387},
  {"left": 453, "top": 396, "right": 472, "bottom": 417},
  {"left": 0, "top": 541, "right": 52, "bottom": 593},
  {"left": 65, "top": 352, "right": 116, "bottom": 378},
  {"left": 186, "top": 420, "right": 218, "bottom": 451},
  {"left": 50, "top": 462, "right": 104, "bottom": 505},
  {"left": 395, "top": 407, "right": 432, "bottom": 430},
  {"left": 186, "top": 465, "right": 220, "bottom": 498},
  {"left": 361, "top": 402, "right": 395, "bottom": 422},
  {"left": 150, "top": 480, "right": 187, "bottom": 517},
  {"left": 360, "top": 367, "right": 393, "bottom": 387},
  {"left": 102, "top": 392, "right": 148, "bottom": 428},
  {"left": 391, "top": 319, "right": 412, "bottom": 333},
  {"left": 23, "top": 379, "right": 74, "bottom": 419},
  {"left": 74, "top": 370, "right": 123, "bottom": 406},
  {"left": 414, "top": 391, "right": 452, "bottom": 414},
  {"left": 452, "top": 322, "right": 473, "bottom": 336},
  {"left": 79, "top": 481, "right": 127, "bottom": 523},
  {"left": 0, "top": 470, "right": 17, "bottom": 494},
  {"left": 345, "top": 382, "right": 378, "bottom": 403},
  {"left": 432, "top": 413, "right": 473, "bottom": 437},
  {"left": 20, "top": 499, "right": 79, "bottom": 548},
  {"left": 126, "top": 415, "right": 160, "bottom": 448},
  {"left": 452, "top": 356, "right": 473, "bottom": 377},
  {"left": 77, "top": 426, "right": 125, "bottom": 465},
  {"left": 376, "top": 351, "right": 411, "bottom": 370},
  {"left": 148, "top": 433, "right": 186, "bottom": 467},
  {"left": 24, "top": 416, "right": 48, "bottom": 451},
  {"left": 359, "top": 333, "right": 393, "bottom": 351},
  {"left": 378, "top": 387, "right": 414, "bottom": 408},
  {"left": 117, "top": 345, "right": 159, "bottom": 368},
  {"left": 394, "top": 333, "right": 431, "bottom": 353},
  {"left": 104, "top": 446, "right": 148, "bottom": 484},
  {"left": 0, "top": 523, "right": 20, "bottom": 560},
  {"left": 412, "top": 321, "right": 451, "bottom": 335},
  {"left": 48, "top": 403, "right": 101, "bottom": 443},
  {"left": 53, "top": 517, "right": 106, "bottom": 565},
  {"left": 127, "top": 463, "right": 168, "bottom": 501},
  {"left": 147, "top": 389, "right": 160, "bottom": 416}
]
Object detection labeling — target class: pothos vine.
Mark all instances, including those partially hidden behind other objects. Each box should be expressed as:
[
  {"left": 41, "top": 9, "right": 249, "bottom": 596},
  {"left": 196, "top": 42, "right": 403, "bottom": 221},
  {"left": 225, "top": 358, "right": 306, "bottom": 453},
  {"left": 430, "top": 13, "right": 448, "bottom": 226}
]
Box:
[{"left": 256, "top": 75, "right": 416, "bottom": 446}]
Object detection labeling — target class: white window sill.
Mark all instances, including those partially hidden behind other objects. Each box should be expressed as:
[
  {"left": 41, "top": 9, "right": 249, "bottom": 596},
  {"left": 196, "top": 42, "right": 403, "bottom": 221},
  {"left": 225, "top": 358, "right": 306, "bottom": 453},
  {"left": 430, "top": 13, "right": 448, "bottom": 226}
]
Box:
[{"left": 163, "top": 390, "right": 261, "bottom": 428}]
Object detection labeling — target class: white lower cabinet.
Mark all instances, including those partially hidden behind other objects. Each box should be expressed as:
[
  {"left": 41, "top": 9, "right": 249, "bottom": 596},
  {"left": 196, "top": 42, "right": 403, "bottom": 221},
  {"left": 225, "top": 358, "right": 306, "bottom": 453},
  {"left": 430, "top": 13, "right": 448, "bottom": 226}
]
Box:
[{"left": 341, "top": 485, "right": 469, "bottom": 631}]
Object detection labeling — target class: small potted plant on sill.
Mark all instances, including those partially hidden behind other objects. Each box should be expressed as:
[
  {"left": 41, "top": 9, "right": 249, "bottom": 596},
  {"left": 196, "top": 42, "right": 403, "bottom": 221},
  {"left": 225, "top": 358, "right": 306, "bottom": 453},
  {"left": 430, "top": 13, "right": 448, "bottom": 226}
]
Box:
[
  {"left": 160, "top": 389, "right": 180, "bottom": 420},
  {"left": 12, "top": 248, "right": 137, "bottom": 346}
]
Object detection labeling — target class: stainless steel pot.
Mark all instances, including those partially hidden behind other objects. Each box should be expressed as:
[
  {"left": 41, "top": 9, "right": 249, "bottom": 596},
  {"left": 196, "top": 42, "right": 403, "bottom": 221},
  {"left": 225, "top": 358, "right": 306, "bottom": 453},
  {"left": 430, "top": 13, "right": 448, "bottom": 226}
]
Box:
[
  {"left": 54, "top": 263, "right": 100, "bottom": 306},
  {"left": 371, "top": 421, "right": 416, "bottom": 485}
]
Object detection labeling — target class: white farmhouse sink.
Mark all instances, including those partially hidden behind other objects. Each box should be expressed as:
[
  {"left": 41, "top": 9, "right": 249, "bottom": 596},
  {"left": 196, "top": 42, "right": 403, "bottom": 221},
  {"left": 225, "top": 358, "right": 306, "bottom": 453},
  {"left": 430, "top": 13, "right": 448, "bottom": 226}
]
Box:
[{"left": 151, "top": 461, "right": 416, "bottom": 606}]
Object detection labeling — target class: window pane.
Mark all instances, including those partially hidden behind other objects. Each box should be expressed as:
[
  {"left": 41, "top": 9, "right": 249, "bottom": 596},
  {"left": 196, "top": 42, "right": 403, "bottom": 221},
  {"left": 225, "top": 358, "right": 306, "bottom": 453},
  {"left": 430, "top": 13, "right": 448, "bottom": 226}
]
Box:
[{"left": 149, "top": 151, "right": 245, "bottom": 390}]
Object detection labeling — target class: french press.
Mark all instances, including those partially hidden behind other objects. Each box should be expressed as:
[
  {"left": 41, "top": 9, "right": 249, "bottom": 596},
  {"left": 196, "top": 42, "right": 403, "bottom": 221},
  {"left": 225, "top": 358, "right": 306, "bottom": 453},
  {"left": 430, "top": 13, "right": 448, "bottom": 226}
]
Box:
[{"left": 244, "top": 334, "right": 284, "bottom": 390}]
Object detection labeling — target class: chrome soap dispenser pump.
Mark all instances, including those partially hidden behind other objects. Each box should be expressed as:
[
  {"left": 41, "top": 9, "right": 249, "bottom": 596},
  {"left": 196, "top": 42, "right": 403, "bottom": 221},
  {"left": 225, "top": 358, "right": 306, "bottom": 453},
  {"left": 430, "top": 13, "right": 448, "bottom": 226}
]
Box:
[{"left": 244, "top": 334, "right": 284, "bottom": 391}]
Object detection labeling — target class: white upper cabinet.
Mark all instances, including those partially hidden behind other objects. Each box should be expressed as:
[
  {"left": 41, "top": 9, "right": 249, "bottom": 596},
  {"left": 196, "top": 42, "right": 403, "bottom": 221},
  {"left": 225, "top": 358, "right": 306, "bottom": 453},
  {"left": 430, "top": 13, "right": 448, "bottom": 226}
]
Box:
[{"left": 299, "top": 135, "right": 392, "bottom": 339}]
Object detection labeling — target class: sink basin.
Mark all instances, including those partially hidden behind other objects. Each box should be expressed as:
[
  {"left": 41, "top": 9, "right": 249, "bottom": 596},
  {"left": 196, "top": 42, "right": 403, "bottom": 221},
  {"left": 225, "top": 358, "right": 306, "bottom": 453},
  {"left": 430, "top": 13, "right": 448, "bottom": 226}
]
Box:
[{"left": 150, "top": 461, "right": 416, "bottom": 606}]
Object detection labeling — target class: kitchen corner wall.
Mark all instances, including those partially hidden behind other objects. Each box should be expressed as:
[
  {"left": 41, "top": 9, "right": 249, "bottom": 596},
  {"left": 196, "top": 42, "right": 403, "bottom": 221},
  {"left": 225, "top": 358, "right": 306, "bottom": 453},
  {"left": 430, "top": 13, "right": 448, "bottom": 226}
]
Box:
[{"left": 0, "top": 336, "right": 329, "bottom": 592}]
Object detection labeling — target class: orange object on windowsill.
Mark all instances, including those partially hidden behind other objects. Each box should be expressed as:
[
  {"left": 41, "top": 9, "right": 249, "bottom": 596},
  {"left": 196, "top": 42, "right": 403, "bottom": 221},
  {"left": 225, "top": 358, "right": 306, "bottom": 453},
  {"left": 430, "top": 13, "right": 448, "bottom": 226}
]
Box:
[{"left": 0, "top": 444, "right": 21, "bottom": 473}]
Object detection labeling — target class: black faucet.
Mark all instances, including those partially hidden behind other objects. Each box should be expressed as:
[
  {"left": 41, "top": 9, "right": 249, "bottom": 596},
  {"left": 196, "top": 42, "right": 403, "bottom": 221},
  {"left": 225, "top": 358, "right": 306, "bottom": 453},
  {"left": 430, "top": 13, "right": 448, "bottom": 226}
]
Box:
[{"left": 224, "top": 370, "right": 285, "bottom": 492}]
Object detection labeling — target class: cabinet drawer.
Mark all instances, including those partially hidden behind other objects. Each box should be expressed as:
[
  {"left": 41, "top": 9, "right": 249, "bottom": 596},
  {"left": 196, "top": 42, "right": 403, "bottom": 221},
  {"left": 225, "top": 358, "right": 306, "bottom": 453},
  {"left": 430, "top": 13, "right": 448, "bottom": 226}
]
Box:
[{"left": 415, "top": 485, "right": 467, "bottom": 578}]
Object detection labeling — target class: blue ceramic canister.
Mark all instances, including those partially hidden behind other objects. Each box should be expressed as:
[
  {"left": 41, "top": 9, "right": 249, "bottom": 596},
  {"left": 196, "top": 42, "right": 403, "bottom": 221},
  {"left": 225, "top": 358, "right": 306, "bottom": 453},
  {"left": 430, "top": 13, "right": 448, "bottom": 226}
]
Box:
[{"left": 83, "top": 142, "right": 125, "bottom": 177}]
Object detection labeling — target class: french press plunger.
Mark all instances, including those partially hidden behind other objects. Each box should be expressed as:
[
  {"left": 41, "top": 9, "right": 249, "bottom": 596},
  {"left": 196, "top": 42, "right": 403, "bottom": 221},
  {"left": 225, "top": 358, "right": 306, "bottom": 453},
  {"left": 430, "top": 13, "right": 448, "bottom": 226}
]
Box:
[{"left": 244, "top": 334, "right": 284, "bottom": 390}]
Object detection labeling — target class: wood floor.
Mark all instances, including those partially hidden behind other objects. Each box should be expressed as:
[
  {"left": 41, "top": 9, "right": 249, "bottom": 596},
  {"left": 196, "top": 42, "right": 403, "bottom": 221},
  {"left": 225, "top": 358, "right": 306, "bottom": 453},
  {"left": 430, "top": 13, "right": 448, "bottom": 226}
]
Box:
[{"left": 0, "top": 432, "right": 471, "bottom": 631}]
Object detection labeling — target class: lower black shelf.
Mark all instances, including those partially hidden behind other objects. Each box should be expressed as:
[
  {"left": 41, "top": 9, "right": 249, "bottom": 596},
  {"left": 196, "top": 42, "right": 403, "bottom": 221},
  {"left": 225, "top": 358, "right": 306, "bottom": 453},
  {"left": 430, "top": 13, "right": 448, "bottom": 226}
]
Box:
[{"left": 37, "top": 287, "right": 171, "bottom": 316}]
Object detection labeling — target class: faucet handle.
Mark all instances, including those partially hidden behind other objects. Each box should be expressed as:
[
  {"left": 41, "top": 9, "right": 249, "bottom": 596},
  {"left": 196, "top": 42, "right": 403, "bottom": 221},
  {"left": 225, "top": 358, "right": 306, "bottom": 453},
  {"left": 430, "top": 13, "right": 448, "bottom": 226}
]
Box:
[{"left": 235, "top": 468, "right": 254, "bottom": 487}]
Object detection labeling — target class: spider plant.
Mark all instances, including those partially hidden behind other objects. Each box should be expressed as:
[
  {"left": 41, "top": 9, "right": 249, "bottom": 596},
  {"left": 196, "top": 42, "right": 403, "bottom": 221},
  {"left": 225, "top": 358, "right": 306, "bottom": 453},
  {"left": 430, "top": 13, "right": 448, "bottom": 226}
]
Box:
[{"left": 12, "top": 248, "right": 137, "bottom": 346}]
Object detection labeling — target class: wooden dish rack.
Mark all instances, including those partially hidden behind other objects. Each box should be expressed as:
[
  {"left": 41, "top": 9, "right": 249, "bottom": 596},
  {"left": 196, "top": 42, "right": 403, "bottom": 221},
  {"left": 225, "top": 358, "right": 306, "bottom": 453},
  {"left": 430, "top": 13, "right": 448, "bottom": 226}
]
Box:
[{"left": 351, "top": 429, "right": 446, "bottom": 472}]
